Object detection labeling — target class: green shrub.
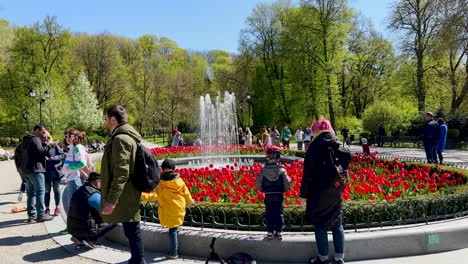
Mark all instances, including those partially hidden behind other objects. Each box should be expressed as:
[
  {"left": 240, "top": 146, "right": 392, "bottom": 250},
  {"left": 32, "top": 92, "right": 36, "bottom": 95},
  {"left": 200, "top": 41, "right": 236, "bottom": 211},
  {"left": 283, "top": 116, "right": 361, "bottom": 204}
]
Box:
[
  {"left": 177, "top": 121, "right": 198, "bottom": 133},
  {"left": 336, "top": 116, "right": 363, "bottom": 131},
  {"left": 140, "top": 185, "right": 468, "bottom": 231},
  {"left": 362, "top": 101, "right": 418, "bottom": 136},
  {"left": 86, "top": 134, "right": 107, "bottom": 144},
  {"left": 359, "top": 131, "right": 371, "bottom": 139},
  {"left": 447, "top": 129, "right": 460, "bottom": 138}
]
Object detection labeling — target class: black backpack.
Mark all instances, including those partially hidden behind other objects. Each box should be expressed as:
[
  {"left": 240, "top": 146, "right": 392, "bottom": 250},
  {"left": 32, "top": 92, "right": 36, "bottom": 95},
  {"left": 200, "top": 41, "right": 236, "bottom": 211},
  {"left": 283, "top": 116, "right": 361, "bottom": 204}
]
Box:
[
  {"left": 14, "top": 135, "right": 33, "bottom": 176},
  {"left": 113, "top": 133, "right": 160, "bottom": 192}
]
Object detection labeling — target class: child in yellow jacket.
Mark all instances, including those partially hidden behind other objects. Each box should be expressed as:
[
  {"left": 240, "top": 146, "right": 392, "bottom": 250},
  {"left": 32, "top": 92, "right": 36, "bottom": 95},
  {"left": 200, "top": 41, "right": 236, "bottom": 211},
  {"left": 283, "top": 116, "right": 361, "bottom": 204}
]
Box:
[{"left": 141, "top": 159, "right": 193, "bottom": 259}]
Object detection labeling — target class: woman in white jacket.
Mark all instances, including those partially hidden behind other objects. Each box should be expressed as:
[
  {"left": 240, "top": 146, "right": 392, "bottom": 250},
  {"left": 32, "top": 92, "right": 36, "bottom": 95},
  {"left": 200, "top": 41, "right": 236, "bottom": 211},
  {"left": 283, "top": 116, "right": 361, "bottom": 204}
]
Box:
[
  {"left": 60, "top": 129, "right": 88, "bottom": 213},
  {"left": 245, "top": 127, "right": 253, "bottom": 145}
]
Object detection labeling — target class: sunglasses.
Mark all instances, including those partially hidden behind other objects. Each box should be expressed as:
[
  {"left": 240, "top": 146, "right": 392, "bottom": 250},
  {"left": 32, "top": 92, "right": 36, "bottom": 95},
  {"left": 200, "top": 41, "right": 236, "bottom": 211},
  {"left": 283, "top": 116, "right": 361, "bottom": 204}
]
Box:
[{"left": 64, "top": 135, "right": 76, "bottom": 139}]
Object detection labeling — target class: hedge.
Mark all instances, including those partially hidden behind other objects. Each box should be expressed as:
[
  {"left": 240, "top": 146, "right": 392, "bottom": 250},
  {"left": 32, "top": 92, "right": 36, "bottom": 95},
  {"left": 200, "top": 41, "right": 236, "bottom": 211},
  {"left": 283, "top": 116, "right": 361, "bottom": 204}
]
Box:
[{"left": 141, "top": 183, "right": 468, "bottom": 232}]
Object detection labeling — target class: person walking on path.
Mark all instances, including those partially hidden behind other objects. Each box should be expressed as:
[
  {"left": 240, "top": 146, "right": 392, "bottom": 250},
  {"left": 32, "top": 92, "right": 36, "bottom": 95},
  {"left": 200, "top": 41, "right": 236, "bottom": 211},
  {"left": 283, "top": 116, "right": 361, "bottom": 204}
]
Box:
[
  {"left": 270, "top": 126, "right": 281, "bottom": 146},
  {"left": 101, "top": 105, "right": 146, "bottom": 264},
  {"left": 68, "top": 172, "right": 116, "bottom": 248},
  {"left": 377, "top": 124, "right": 386, "bottom": 147},
  {"left": 281, "top": 126, "right": 291, "bottom": 149},
  {"left": 60, "top": 129, "right": 88, "bottom": 214},
  {"left": 255, "top": 146, "right": 291, "bottom": 240},
  {"left": 171, "top": 129, "right": 182, "bottom": 147},
  {"left": 303, "top": 127, "right": 313, "bottom": 151},
  {"left": 423, "top": 112, "right": 440, "bottom": 164},
  {"left": 300, "top": 117, "right": 351, "bottom": 264},
  {"left": 340, "top": 126, "right": 349, "bottom": 147},
  {"left": 261, "top": 126, "right": 271, "bottom": 147},
  {"left": 141, "top": 159, "right": 194, "bottom": 259},
  {"left": 437, "top": 118, "right": 448, "bottom": 164},
  {"left": 295, "top": 127, "right": 304, "bottom": 150},
  {"left": 238, "top": 127, "right": 246, "bottom": 145},
  {"left": 24, "top": 125, "right": 58, "bottom": 223},
  {"left": 245, "top": 127, "right": 253, "bottom": 145},
  {"left": 43, "top": 131, "right": 65, "bottom": 216}
]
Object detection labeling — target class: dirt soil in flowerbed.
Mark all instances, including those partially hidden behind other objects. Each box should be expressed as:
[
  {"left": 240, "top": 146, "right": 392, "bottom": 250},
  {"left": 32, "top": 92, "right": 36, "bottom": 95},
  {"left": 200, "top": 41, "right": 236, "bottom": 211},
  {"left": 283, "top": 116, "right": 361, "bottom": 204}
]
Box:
[{"left": 147, "top": 146, "right": 467, "bottom": 204}]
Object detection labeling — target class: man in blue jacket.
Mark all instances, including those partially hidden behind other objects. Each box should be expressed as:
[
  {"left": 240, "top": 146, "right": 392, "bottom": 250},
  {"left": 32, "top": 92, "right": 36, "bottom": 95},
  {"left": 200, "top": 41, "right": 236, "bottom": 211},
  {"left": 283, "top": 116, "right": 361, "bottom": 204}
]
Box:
[
  {"left": 68, "top": 172, "right": 116, "bottom": 248},
  {"left": 423, "top": 112, "right": 440, "bottom": 164}
]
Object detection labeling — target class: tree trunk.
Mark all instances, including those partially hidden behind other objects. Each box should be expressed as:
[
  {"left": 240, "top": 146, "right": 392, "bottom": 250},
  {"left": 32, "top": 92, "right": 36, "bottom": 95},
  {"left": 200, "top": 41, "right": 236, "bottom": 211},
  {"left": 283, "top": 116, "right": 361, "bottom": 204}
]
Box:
[{"left": 416, "top": 51, "right": 425, "bottom": 112}]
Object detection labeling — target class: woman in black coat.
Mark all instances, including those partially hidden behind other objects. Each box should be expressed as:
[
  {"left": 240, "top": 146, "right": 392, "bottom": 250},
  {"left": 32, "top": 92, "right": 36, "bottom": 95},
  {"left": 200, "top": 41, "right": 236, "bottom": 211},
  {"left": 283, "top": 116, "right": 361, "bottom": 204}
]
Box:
[{"left": 300, "top": 117, "right": 351, "bottom": 264}]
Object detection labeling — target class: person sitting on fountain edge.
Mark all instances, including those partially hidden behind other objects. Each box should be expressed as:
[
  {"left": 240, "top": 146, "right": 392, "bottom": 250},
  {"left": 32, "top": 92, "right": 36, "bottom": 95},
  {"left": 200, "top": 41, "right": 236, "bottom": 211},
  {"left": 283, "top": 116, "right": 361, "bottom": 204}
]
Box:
[
  {"left": 255, "top": 146, "right": 291, "bottom": 239},
  {"left": 140, "top": 159, "right": 194, "bottom": 259},
  {"left": 68, "top": 172, "right": 116, "bottom": 248}
]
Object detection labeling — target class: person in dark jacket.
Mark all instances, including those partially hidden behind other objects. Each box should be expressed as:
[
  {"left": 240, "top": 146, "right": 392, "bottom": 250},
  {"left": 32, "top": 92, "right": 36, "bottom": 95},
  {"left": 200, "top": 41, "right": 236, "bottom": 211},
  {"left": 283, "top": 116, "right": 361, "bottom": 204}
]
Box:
[
  {"left": 437, "top": 118, "right": 448, "bottom": 164},
  {"left": 340, "top": 126, "right": 349, "bottom": 147},
  {"left": 255, "top": 146, "right": 291, "bottom": 239},
  {"left": 423, "top": 112, "right": 440, "bottom": 164},
  {"left": 377, "top": 124, "right": 386, "bottom": 147},
  {"left": 24, "top": 125, "right": 59, "bottom": 223},
  {"left": 68, "top": 172, "right": 116, "bottom": 248},
  {"left": 101, "top": 105, "right": 145, "bottom": 264},
  {"left": 300, "top": 117, "right": 351, "bottom": 264},
  {"left": 43, "top": 131, "right": 65, "bottom": 216}
]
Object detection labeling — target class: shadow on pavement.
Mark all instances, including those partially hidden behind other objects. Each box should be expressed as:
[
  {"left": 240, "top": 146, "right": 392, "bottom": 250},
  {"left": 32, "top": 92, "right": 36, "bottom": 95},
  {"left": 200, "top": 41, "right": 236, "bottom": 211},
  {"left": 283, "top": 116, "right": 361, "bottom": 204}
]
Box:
[
  {"left": 23, "top": 246, "right": 75, "bottom": 262},
  {"left": 0, "top": 234, "right": 49, "bottom": 246},
  {"left": 0, "top": 201, "right": 15, "bottom": 206},
  {"left": 0, "top": 191, "right": 20, "bottom": 196},
  {"left": 0, "top": 218, "right": 31, "bottom": 229}
]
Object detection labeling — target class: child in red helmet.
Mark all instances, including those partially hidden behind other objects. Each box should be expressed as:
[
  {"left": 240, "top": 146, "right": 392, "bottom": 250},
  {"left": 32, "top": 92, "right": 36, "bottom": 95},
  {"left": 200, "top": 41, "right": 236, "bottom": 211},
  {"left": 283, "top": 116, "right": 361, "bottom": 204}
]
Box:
[{"left": 255, "top": 146, "right": 291, "bottom": 239}]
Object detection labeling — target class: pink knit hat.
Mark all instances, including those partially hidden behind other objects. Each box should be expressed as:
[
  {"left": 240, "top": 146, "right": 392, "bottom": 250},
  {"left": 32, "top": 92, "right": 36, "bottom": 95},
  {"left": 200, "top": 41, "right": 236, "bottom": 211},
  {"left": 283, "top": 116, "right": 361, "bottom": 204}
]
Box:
[{"left": 310, "top": 115, "right": 335, "bottom": 135}]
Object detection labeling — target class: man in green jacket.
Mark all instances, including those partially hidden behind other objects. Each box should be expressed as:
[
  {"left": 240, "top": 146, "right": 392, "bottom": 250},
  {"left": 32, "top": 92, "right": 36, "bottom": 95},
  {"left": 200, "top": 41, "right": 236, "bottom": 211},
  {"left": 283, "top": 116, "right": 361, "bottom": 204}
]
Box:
[{"left": 101, "top": 105, "right": 145, "bottom": 264}]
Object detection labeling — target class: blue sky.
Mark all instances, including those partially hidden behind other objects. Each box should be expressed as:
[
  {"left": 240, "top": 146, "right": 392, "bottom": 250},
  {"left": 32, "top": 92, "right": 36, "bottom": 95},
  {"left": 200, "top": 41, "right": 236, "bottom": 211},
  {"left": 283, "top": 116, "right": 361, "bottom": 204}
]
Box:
[{"left": 0, "top": 0, "right": 394, "bottom": 53}]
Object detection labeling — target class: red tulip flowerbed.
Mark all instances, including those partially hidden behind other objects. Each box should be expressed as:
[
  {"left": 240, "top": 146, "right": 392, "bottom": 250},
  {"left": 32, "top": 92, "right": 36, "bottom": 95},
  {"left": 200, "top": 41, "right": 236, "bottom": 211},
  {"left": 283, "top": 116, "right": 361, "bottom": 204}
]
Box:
[
  {"left": 150, "top": 145, "right": 299, "bottom": 160},
  {"left": 166, "top": 152, "right": 465, "bottom": 205}
]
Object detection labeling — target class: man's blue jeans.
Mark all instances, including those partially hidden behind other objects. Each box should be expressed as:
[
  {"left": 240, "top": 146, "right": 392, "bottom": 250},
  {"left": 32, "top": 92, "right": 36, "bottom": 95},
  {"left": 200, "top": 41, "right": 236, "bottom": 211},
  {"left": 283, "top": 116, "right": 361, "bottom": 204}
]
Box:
[
  {"left": 424, "top": 143, "right": 438, "bottom": 164},
  {"left": 25, "top": 172, "right": 46, "bottom": 217},
  {"left": 62, "top": 176, "right": 84, "bottom": 213},
  {"left": 314, "top": 224, "right": 345, "bottom": 257}
]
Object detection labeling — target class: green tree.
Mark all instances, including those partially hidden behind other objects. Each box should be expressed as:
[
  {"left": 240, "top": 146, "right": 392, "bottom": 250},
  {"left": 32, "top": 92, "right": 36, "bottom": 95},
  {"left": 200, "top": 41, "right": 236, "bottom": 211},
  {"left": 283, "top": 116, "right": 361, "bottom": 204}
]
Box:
[
  {"left": 362, "top": 100, "right": 418, "bottom": 136},
  {"left": 68, "top": 71, "right": 102, "bottom": 131},
  {"left": 390, "top": 0, "right": 443, "bottom": 111},
  {"left": 0, "top": 16, "right": 71, "bottom": 135},
  {"left": 241, "top": 1, "right": 292, "bottom": 124}
]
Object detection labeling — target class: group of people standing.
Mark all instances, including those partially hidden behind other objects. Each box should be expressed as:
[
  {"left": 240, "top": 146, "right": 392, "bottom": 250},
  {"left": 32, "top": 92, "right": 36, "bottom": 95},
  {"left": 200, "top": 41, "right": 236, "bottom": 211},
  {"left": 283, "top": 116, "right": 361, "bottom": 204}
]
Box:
[
  {"left": 14, "top": 106, "right": 148, "bottom": 264},
  {"left": 15, "top": 125, "right": 94, "bottom": 223},
  {"left": 423, "top": 112, "right": 448, "bottom": 164},
  {"left": 15, "top": 124, "right": 116, "bottom": 247}
]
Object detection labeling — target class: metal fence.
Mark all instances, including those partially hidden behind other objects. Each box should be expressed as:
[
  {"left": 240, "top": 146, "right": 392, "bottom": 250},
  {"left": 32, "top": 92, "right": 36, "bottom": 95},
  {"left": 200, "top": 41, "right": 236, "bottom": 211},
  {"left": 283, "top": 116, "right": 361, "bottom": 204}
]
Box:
[{"left": 140, "top": 192, "right": 468, "bottom": 232}]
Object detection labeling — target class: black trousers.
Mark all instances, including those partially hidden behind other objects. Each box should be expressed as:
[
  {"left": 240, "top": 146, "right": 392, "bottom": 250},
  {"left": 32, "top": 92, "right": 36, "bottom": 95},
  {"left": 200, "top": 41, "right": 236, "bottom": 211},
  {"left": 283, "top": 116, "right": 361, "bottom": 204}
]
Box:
[
  {"left": 265, "top": 196, "right": 284, "bottom": 233},
  {"left": 123, "top": 222, "right": 145, "bottom": 264}
]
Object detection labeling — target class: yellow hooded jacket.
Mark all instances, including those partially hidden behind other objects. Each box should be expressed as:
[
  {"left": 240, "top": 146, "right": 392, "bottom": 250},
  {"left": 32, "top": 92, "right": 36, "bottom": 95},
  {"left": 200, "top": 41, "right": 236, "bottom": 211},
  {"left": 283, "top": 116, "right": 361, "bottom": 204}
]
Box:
[{"left": 141, "top": 173, "right": 193, "bottom": 228}]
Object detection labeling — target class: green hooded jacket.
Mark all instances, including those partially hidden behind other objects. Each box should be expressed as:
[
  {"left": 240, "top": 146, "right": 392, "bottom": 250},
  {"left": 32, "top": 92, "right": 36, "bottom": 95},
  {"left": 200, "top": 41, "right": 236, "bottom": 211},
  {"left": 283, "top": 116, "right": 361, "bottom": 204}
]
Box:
[{"left": 100, "top": 124, "right": 142, "bottom": 223}]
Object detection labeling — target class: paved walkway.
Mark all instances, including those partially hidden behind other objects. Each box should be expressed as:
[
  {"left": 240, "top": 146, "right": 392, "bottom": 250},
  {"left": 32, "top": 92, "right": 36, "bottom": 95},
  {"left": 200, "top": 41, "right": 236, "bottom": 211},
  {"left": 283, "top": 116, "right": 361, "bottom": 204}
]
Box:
[
  {"left": 347, "top": 145, "right": 468, "bottom": 164},
  {"left": 288, "top": 143, "right": 468, "bottom": 164}
]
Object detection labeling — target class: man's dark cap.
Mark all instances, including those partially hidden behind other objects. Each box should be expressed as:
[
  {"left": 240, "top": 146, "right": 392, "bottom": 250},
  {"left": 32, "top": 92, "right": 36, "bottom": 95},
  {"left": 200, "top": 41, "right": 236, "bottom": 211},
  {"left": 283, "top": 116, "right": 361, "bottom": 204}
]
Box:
[{"left": 88, "top": 172, "right": 101, "bottom": 182}]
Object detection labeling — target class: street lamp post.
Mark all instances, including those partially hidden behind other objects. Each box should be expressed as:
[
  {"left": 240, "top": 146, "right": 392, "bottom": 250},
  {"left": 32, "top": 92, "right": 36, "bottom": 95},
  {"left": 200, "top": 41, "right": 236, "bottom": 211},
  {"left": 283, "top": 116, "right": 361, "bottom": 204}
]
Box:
[
  {"left": 246, "top": 93, "right": 251, "bottom": 126},
  {"left": 29, "top": 89, "right": 50, "bottom": 125},
  {"left": 152, "top": 112, "right": 156, "bottom": 143},
  {"left": 160, "top": 109, "right": 165, "bottom": 146},
  {"left": 239, "top": 101, "right": 244, "bottom": 128}
]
